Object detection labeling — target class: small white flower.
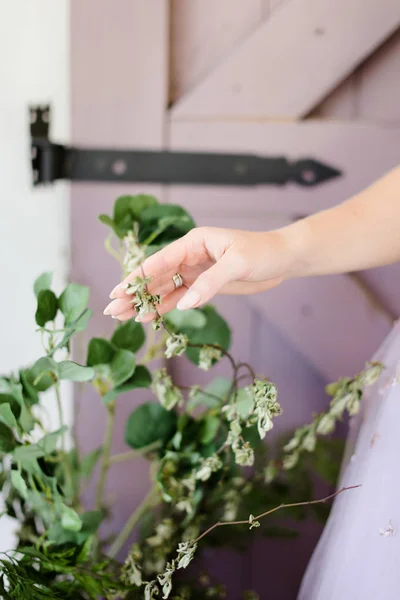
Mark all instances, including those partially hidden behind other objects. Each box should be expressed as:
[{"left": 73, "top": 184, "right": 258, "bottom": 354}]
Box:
[
  {"left": 144, "top": 580, "right": 160, "bottom": 600},
  {"left": 176, "top": 542, "right": 197, "bottom": 570},
  {"left": 316, "top": 413, "right": 336, "bottom": 435},
  {"left": 198, "top": 346, "right": 222, "bottom": 371},
  {"left": 122, "top": 275, "right": 151, "bottom": 295},
  {"left": 152, "top": 369, "right": 183, "bottom": 411},
  {"left": 379, "top": 520, "right": 396, "bottom": 537},
  {"left": 234, "top": 441, "right": 254, "bottom": 467},
  {"left": 248, "top": 514, "right": 260, "bottom": 530},
  {"left": 195, "top": 454, "right": 223, "bottom": 482},
  {"left": 123, "top": 230, "right": 146, "bottom": 273},
  {"left": 283, "top": 452, "right": 299, "bottom": 470},
  {"left": 157, "top": 561, "right": 176, "bottom": 599},
  {"left": 165, "top": 334, "right": 188, "bottom": 359}
]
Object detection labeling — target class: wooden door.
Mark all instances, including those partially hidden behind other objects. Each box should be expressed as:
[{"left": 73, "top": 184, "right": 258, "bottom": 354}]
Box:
[{"left": 71, "top": 2, "right": 400, "bottom": 596}]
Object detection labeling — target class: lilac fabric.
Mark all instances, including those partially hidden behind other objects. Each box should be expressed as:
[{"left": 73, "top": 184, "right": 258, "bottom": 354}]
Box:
[{"left": 299, "top": 320, "right": 400, "bottom": 599}]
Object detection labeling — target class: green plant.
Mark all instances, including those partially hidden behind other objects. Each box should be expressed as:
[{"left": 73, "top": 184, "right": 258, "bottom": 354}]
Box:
[{"left": 0, "top": 194, "right": 383, "bottom": 599}]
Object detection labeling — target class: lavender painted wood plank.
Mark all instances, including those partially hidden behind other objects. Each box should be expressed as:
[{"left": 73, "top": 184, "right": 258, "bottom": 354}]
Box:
[
  {"left": 247, "top": 275, "right": 392, "bottom": 382},
  {"left": 170, "top": 0, "right": 265, "bottom": 103},
  {"left": 168, "top": 120, "right": 400, "bottom": 217},
  {"left": 71, "top": 0, "right": 169, "bottom": 550},
  {"left": 246, "top": 309, "right": 329, "bottom": 598},
  {"left": 357, "top": 29, "right": 400, "bottom": 125},
  {"left": 309, "top": 74, "right": 359, "bottom": 119},
  {"left": 171, "top": 0, "right": 400, "bottom": 119}
]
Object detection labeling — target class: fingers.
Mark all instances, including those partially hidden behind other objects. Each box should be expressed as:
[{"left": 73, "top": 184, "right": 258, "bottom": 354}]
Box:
[
  {"left": 136, "top": 288, "right": 187, "bottom": 323},
  {"left": 109, "top": 232, "right": 201, "bottom": 299},
  {"left": 176, "top": 253, "right": 236, "bottom": 310}
]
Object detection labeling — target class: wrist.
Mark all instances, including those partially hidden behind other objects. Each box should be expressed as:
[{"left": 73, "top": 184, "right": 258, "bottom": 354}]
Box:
[{"left": 278, "top": 218, "right": 312, "bottom": 279}]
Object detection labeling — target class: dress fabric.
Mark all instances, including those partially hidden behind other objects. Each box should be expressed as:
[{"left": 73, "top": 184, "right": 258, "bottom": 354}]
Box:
[{"left": 298, "top": 321, "right": 400, "bottom": 600}]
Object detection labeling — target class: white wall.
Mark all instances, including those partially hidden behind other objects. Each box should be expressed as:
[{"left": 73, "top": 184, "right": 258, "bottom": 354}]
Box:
[{"left": 0, "top": 1, "right": 71, "bottom": 549}]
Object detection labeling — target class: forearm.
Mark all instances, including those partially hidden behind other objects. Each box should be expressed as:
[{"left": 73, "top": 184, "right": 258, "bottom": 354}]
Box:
[{"left": 283, "top": 166, "right": 400, "bottom": 278}]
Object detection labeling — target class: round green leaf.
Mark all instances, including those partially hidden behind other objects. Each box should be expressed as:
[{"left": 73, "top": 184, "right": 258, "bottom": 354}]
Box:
[
  {"left": 116, "top": 365, "right": 152, "bottom": 393},
  {"left": 33, "top": 272, "right": 52, "bottom": 298},
  {"left": 200, "top": 415, "right": 220, "bottom": 445},
  {"left": 166, "top": 308, "right": 207, "bottom": 331},
  {"left": 60, "top": 503, "right": 82, "bottom": 532},
  {"left": 184, "top": 306, "right": 231, "bottom": 366},
  {"left": 0, "top": 423, "right": 16, "bottom": 452},
  {"left": 35, "top": 290, "right": 58, "bottom": 327},
  {"left": 59, "top": 283, "right": 89, "bottom": 324},
  {"left": 0, "top": 404, "right": 18, "bottom": 430},
  {"left": 86, "top": 338, "right": 115, "bottom": 367},
  {"left": 59, "top": 361, "right": 95, "bottom": 382},
  {"left": 125, "top": 402, "right": 177, "bottom": 450},
  {"left": 111, "top": 320, "right": 145, "bottom": 353},
  {"left": 113, "top": 194, "right": 159, "bottom": 237},
  {"left": 11, "top": 470, "right": 28, "bottom": 500},
  {"left": 110, "top": 349, "right": 136, "bottom": 387},
  {"left": 31, "top": 357, "right": 59, "bottom": 391}
]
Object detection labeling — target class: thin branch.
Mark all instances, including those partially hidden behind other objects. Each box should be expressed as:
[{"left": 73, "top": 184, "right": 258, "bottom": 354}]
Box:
[
  {"left": 192, "top": 484, "right": 361, "bottom": 544},
  {"left": 108, "top": 486, "right": 158, "bottom": 558},
  {"left": 108, "top": 441, "right": 161, "bottom": 465},
  {"left": 95, "top": 403, "right": 116, "bottom": 511}
]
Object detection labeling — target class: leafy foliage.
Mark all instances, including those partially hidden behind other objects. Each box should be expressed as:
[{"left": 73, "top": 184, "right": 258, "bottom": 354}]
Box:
[{"left": 0, "top": 194, "right": 380, "bottom": 599}]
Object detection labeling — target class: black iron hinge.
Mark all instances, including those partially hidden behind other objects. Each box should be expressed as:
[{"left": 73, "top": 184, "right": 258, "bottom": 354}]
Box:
[{"left": 30, "top": 105, "right": 341, "bottom": 188}]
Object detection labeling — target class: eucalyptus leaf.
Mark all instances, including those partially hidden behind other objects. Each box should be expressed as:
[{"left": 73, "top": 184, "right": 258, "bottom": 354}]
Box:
[
  {"left": 188, "top": 377, "right": 232, "bottom": 410},
  {"left": 59, "top": 503, "right": 82, "bottom": 532},
  {"left": 110, "top": 349, "right": 136, "bottom": 388},
  {"left": 125, "top": 402, "right": 177, "bottom": 450},
  {"left": 13, "top": 427, "right": 67, "bottom": 462},
  {"left": 19, "top": 369, "right": 39, "bottom": 406},
  {"left": 111, "top": 319, "right": 145, "bottom": 353},
  {"left": 31, "top": 357, "right": 59, "bottom": 391},
  {"left": 35, "top": 290, "right": 58, "bottom": 327},
  {"left": 59, "top": 361, "right": 95, "bottom": 382},
  {"left": 59, "top": 283, "right": 89, "bottom": 324},
  {"left": 113, "top": 194, "right": 159, "bottom": 237},
  {"left": 86, "top": 338, "right": 115, "bottom": 367},
  {"left": 200, "top": 415, "right": 220, "bottom": 445},
  {"left": 166, "top": 308, "right": 207, "bottom": 331},
  {"left": 235, "top": 388, "right": 254, "bottom": 419},
  {"left": 10, "top": 471, "right": 28, "bottom": 500},
  {"left": 118, "top": 365, "right": 152, "bottom": 391},
  {"left": 183, "top": 306, "right": 231, "bottom": 366},
  {"left": 0, "top": 404, "right": 18, "bottom": 430},
  {"left": 53, "top": 308, "right": 93, "bottom": 354},
  {"left": 0, "top": 423, "right": 16, "bottom": 452},
  {"left": 33, "top": 272, "right": 52, "bottom": 298}
]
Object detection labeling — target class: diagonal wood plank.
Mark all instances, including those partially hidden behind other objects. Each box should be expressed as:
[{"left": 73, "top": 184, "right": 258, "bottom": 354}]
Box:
[
  {"left": 171, "top": 0, "right": 400, "bottom": 119},
  {"left": 246, "top": 275, "right": 392, "bottom": 382}
]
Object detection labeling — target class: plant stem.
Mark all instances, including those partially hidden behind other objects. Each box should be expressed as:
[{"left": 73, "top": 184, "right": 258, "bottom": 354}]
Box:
[
  {"left": 192, "top": 484, "right": 361, "bottom": 545},
  {"left": 95, "top": 402, "right": 116, "bottom": 512},
  {"left": 55, "top": 383, "right": 74, "bottom": 494},
  {"left": 108, "top": 486, "right": 158, "bottom": 559},
  {"left": 55, "top": 384, "right": 66, "bottom": 453},
  {"left": 108, "top": 441, "right": 161, "bottom": 465}
]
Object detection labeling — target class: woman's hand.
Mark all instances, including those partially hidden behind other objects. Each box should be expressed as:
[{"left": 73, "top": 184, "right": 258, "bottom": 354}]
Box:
[{"left": 104, "top": 226, "right": 295, "bottom": 322}]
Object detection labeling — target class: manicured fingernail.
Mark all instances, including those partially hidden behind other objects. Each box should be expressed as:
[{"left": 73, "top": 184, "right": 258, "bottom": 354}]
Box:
[
  {"left": 177, "top": 289, "right": 200, "bottom": 311},
  {"left": 109, "top": 285, "right": 120, "bottom": 299},
  {"left": 103, "top": 302, "right": 113, "bottom": 315},
  {"left": 111, "top": 315, "right": 119, "bottom": 320}
]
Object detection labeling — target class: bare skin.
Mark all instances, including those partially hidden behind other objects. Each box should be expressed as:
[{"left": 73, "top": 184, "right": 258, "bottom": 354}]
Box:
[{"left": 104, "top": 166, "right": 400, "bottom": 322}]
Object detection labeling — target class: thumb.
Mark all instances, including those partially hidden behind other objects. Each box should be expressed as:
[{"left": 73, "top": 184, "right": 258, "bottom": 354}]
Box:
[{"left": 177, "top": 253, "right": 235, "bottom": 310}]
